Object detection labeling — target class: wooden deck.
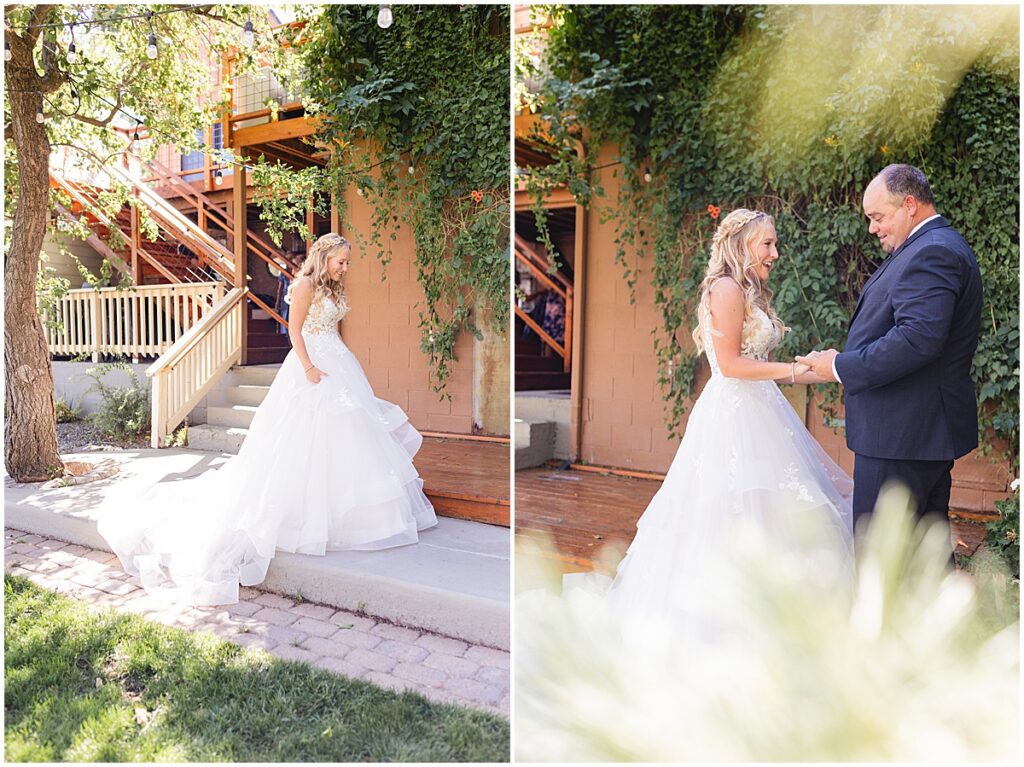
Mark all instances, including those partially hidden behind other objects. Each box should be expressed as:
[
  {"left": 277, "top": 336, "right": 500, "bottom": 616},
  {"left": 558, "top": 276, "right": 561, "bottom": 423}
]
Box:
[
  {"left": 418, "top": 437, "right": 510, "bottom": 527},
  {"left": 515, "top": 466, "right": 660, "bottom": 571}
]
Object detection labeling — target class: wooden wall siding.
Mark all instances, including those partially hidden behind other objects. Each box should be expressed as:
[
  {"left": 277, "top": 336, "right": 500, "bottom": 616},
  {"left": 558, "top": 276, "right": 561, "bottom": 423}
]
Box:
[{"left": 339, "top": 177, "right": 475, "bottom": 435}]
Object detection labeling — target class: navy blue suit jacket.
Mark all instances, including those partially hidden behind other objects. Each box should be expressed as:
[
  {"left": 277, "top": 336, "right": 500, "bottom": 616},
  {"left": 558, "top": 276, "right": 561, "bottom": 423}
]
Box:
[{"left": 834, "top": 216, "right": 982, "bottom": 461}]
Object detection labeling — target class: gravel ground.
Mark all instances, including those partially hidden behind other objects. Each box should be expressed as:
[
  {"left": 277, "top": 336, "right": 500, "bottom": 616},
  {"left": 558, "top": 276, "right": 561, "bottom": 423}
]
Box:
[{"left": 56, "top": 420, "right": 149, "bottom": 453}]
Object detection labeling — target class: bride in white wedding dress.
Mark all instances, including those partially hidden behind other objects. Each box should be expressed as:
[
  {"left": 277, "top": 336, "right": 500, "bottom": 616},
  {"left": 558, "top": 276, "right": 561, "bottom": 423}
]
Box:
[
  {"left": 590, "top": 209, "right": 855, "bottom": 637},
  {"left": 98, "top": 233, "right": 437, "bottom": 605}
]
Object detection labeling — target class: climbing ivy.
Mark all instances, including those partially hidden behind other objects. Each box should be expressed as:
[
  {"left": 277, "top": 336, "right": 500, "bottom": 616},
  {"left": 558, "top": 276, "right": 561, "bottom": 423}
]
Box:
[
  {"left": 263, "top": 4, "right": 510, "bottom": 396},
  {"left": 520, "top": 4, "right": 1019, "bottom": 463}
]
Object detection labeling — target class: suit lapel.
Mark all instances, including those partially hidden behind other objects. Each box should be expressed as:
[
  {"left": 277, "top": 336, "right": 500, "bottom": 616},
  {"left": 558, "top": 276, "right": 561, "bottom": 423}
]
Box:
[{"left": 850, "top": 216, "right": 950, "bottom": 324}]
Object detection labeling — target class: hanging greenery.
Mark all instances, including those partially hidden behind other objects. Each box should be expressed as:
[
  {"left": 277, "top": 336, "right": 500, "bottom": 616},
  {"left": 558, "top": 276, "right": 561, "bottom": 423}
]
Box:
[
  {"left": 520, "top": 4, "right": 1019, "bottom": 465},
  {"left": 262, "top": 4, "right": 510, "bottom": 396}
]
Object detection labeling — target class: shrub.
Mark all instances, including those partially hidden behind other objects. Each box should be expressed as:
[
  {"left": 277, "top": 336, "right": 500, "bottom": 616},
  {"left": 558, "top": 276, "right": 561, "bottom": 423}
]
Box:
[
  {"left": 85, "top": 363, "right": 150, "bottom": 441},
  {"left": 53, "top": 395, "right": 80, "bottom": 423},
  {"left": 984, "top": 491, "right": 1020, "bottom": 580}
]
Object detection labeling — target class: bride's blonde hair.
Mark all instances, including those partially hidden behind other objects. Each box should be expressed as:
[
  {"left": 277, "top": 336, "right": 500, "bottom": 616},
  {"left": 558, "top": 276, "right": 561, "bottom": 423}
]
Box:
[
  {"left": 691, "top": 208, "right": 786, "bottom": 353},
  {"left": 285, "top": 233, "right": 350, "bottom": 311}
]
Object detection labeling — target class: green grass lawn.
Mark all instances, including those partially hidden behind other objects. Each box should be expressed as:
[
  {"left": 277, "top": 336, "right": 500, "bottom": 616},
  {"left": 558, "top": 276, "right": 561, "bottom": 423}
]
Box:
[{"left": 3, "top": 575, "right": 509, "bottom": 762}]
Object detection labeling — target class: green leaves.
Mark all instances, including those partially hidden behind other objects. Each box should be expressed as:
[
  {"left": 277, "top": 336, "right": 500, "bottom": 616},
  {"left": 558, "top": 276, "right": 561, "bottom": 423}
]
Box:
[
  {"left": 525, "top": 5, "right": 1019, "bottom": 460},
  {"left": 258, "top": 5, "right": 511, "bottom": 396}
]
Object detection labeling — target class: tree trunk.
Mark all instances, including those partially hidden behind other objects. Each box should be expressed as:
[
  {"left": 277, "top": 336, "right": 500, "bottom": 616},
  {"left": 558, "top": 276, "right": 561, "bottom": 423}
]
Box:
[{"left": 4, "top": 21, "right": 63, "bottom": 482}]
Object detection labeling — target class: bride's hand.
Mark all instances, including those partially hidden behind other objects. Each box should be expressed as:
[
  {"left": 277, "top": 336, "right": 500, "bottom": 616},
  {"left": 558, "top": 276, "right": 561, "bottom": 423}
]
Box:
[{"left": 305, "top": 366, "right": 327, "bottom": 384}]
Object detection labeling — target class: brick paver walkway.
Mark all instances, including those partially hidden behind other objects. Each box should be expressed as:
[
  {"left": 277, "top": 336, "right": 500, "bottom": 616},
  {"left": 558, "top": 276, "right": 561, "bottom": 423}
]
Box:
[{"left": 3, "top": 529, "right": 509, "bottom": 717}]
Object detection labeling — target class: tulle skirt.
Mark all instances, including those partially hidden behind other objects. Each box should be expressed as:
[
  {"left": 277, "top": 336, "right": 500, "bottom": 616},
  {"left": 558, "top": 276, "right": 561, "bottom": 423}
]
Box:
[
  {"left": 572, "top": 375, "right": 854, "bottom": 641},
  {"left": 98, "top": 331, "right": 437, "bottom": 605}
]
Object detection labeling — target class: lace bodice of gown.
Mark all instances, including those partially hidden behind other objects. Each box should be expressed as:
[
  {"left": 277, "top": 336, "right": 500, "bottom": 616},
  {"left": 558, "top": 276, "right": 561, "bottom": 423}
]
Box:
[
  {"left": 303, "top": 292, "right": 350, "bottom": 335},
  {"left": 702, "top": 304, "right": 783, "bottom": 377}
]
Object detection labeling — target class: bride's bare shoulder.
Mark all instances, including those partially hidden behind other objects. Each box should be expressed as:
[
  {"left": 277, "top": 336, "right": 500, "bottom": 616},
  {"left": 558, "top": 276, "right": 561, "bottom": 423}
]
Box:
[{"left": 707, "top": 277, "right": 744, "bottom": 310}]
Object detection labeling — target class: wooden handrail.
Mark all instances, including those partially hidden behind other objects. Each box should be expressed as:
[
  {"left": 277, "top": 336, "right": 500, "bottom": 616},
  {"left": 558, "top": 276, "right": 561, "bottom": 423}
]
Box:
[
  {"left": 515, "top": 236, "right": 573, "bottom": 371},
  {"left": 515, "top": 233, "right": 571, "bottom": 290},
  {"left": 146, "top": 287, "right": 246, "bottom": 378},
  {"left": 515, "top": 305, "right": 566, "bottom": 359},
  {"left": 104, "top": 163, "right": 237, "bottom": 280},
  {"left": 516, "top": 245, "right": 569, "bottom": 298},
  {"left": 143, "top": 154, "right": 301, "bottom": 276},
  {"left": 147, "top": 287, "right": 246, "bottom": 448},
  {"left": 50, "top": 175, "right": 182, "bottom": 284}
]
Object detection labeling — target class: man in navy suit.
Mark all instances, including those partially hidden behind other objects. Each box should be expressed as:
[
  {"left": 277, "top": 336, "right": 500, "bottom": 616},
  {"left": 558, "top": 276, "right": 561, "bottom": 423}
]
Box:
[{"left": 797, "top": 164, "right": 983, "bottom": 533}]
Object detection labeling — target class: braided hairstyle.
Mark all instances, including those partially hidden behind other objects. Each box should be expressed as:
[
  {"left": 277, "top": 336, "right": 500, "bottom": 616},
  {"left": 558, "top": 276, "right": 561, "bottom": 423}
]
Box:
[
  {"left": 691, "top": 209, "right": 786, "bottom": 353},
  {"left": 285, "top": 232, "right": 351, "bottom": 311}
]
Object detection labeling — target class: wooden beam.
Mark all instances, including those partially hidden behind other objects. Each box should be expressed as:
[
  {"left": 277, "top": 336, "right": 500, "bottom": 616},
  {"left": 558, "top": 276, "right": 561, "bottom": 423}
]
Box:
[
  {"left": 263, "top": 141, "right": 326, "bottom": 167},
  {"left": 515, "top": 185, "right": 576, "bottom": 211},
  {"left": 232, "top": 115, "right": 320, "bottom": 148}
]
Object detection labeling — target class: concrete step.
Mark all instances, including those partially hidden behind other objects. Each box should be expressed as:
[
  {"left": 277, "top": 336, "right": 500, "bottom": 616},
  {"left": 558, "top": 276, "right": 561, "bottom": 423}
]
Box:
[
  {"left": 514, "top": 418, "right": 555, "bottom": 470},
  {"left": 515, "top": 391, "right": 571, "bottom": 461},
  {"left": 208, "top": 404, "right": 258, "bottom": 429},
  {"left": 187, "top": 423, "right": 248, "bottom": 453},
  {"left": 4, "top": 449, "right": 509, "bottom": 649},
  {"left": 222, "top": 384, "right": 272, "bottom": 407},
  {"left": 226, "top": 364, "right": 281, "bottom": 387}
]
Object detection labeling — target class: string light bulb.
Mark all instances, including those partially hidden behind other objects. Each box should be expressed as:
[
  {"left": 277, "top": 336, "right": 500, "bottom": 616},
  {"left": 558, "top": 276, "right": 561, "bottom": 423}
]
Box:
[
  {"left": 133, "top": 121, "right": 141, "bottom": 142},
  {"left": 66, "top": 24, "right": 77, "bottom": 63},
  {"left": 643, "top": 166, "right": 652, "bottom": 183},
  {"left": 242, "top": 18, "right": 254, "bottom": 48},
  {"left": 146, "top": 33, "right": 158, "bottom": 59},
  {"left": 4, "top": 40, "right": 11, "bottom": 61},
  {"left": 214, "top": 169, "right": 223, "bottom": 186},
  {"left": 407, "top": 164, "right": 414, "bottom": 175},
  {"left": 377, "top": 4, "right": 393, "bottom": 29},
  {"left": 35, "top": 109, "right": 45, "bottom": 123}
]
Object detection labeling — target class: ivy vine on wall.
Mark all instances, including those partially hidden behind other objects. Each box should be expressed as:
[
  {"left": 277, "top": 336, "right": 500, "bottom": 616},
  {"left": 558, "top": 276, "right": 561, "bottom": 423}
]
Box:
[
  {"left": 520, "top": 4, "right": 1019, "bottom": 466},
  {"left": 259, "top": 4, "right": 510, "bottom": 396}
]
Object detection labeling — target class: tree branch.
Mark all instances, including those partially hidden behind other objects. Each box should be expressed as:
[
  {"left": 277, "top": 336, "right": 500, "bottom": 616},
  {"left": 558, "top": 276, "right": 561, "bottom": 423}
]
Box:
[
  {"left": 50, "top": 142, "right": 129, "bottom": 168},
  {"left": 192, "top": 6, "right": 250, "bottom": 32}
]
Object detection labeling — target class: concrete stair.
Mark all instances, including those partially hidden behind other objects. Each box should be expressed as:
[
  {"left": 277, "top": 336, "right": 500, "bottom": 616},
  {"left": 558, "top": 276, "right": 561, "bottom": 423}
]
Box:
[
  {"left": 4, "top": 449, "right": 509, "bottom": 648},
  {"left": 515, "top": 390, "right": 571, "bottom": 463},
  {"left": 514, "top": 417, "right": 555, "bottom": 469},
  {"left": 189, "top": 365, "right": 278, "bottom": 453}
]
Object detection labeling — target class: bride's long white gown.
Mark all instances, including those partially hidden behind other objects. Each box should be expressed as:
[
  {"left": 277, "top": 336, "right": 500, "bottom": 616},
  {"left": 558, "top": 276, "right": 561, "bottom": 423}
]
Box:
[
  {"left": 98, "top": 293, "right": 437, "bottom": 605},
  {"left": 593, "top": 306, "right": 855, "bottom": 635}
]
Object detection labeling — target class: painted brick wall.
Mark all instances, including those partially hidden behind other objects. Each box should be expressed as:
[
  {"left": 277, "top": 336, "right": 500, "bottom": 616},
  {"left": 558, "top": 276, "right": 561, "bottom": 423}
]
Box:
[
  {"left": 578, "top": 144, "right": 701, "bottom": 471},
  {"left": 339, "top": 182, "right": 475, "bottom": 434},
  {"left": 577, "top": 142, "right": 1013, "bottom": 527}
]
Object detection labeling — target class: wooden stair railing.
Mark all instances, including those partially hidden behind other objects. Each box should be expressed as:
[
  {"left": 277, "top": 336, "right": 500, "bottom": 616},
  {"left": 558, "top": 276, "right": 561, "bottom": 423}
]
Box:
[
  {"left": 142, "top": 155, "right": 302, "bottom": 277},
  {"left": 51, "top": 166, "right": 289, "bottom": 330},
  {"left": 147, "top": 287, "right": 247, "bottom": 448},
  {"left": 43, "top": 282, "right": 225, "bottom": 362},
  {"left": 50, "top": 174, "right": 182, "bottom": 285},
  {"left": 514, "top": 233, "right": 573, "bottom": 372}
]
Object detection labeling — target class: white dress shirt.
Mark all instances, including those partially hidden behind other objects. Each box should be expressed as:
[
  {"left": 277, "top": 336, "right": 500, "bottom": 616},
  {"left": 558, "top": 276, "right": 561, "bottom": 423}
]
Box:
[{"left": 831, "top": 213, "right": 941, "bottom": 383}]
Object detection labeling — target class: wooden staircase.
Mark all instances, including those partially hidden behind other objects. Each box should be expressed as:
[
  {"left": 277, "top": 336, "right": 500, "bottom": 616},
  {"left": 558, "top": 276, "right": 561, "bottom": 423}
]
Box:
[{"left": 50, "top": 164, "right": 296, "bottom": 365}]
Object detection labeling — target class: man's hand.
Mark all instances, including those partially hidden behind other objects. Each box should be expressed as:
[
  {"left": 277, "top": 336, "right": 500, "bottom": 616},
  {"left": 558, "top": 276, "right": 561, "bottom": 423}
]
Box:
[{"left": 795, "top": 349, "right": 839, "bottom": 382}]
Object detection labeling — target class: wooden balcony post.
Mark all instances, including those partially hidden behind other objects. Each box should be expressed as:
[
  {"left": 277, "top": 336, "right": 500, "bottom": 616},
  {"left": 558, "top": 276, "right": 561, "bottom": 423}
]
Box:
[{"left": 232, "top": 148, "right": 248, "bottom": 364}]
